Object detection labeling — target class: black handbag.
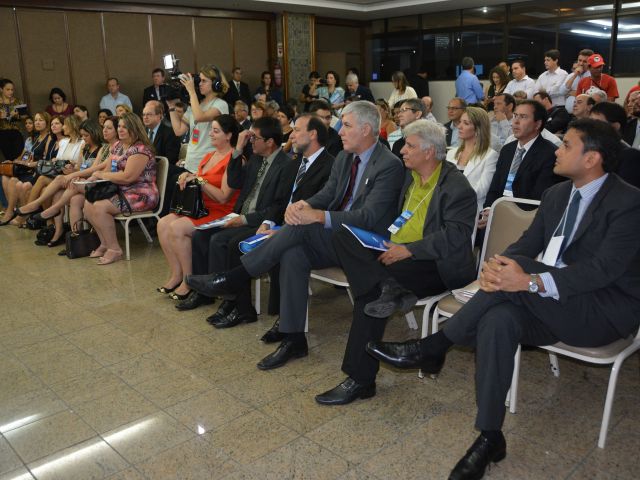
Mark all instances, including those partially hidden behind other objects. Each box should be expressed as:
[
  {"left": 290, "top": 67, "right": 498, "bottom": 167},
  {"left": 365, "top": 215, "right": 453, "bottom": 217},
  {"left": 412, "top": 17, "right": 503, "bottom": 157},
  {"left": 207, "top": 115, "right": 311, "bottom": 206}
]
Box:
[
  {"left": 170, "top": 180, "right": 209, "bottom": 219},
  {"left": 36, "top": 159, "right": 70, "bottom": 178},
  {"left": 0, "top": 162, "right": 33, "bottom": 177},
  {"left": 85, "top": 181, "right": 132, "bottom": 215},
  {"left": 65, "top": 220, "right": 100, "bottom": 259}
]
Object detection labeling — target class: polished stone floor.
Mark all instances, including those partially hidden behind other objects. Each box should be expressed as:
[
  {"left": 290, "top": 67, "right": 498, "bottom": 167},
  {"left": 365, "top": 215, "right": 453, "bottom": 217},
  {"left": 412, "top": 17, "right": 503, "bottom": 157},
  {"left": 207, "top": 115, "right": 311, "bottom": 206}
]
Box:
[{"left": 0, "top": 225, "right": 638, "bottom": 480}]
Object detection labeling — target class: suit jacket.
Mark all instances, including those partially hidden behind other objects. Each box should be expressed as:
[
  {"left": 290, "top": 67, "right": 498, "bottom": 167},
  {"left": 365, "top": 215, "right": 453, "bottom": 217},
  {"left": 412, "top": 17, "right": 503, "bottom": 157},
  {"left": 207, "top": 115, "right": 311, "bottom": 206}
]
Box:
[
  {"left": 225, "top": 80, "right": 252, "bottom": 109},
  {"left": 391, "top": 137, "right": 405, "bottom": 159},
  {"left": 142, "top": 84, "right": 170, "bottom": 115},
  {"left": 263, "top": 149, "right": 335, "bottom": 225},
  {"left": 444, "top": 121, "right": 454, "bottom": 146},
  {"left": 346, "top": 85, "right": 375, "bottom": 103},
  {"left": 400, "top": 161, "right": 478, "bottom": 289},
  {"left": 228, "top": 149, "right": 290, "bottom": 227},
  {"left": 484, "top": 135, "right": 563, "bottom": 209},
  {"left": 616, "top": 144, "right": 640, "bottom": 189},
  {"left": 545, "top": 105, "right": 570, "bottom": 134},
  {"left": 307, "top": 142, "right": 404, "bottom": 235},
  {"left": 240, "top": 119, "right": 252, "bottom": 130},
  {"left": 504, "top": 174, "right": 640, "bottom": 337},
  {"left": 151, "top": 122, "right": 181, "bottom": 165},
  {"left": 325, "top": 127, "right": 344, "bottom": 158},
  {"left": 623, "top": 118, "right": 638, "bottom": 146}
]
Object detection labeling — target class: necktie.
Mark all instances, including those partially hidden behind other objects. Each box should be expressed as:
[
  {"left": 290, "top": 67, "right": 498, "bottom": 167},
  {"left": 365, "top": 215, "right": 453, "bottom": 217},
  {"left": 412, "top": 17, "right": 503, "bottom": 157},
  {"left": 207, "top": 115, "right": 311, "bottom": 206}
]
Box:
[
  {"left": 241, "top": 157, "right": 269, "bottom": 215},
  {"left": 236, "top": 82, "right": 241, "bottom": 93},
  {"left": 294, "top": 157, "right": 308, "bottom": 190},
  {"left": 509, "top": 147, "right": 525, "bottom": 175},
  {"left": 148, "top": 129, "right": 154, "bottom": 142},
  {"left": 559, "top": 190, "right": 582, "bottom": 257},
  {"left": 339, "top": 156, "right": 361, "bottom": 211}
]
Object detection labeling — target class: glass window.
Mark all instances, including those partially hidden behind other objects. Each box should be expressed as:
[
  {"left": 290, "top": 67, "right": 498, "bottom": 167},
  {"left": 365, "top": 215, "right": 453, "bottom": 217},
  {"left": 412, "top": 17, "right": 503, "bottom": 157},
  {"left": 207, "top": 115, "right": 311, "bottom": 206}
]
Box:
[
  {"left": 420, "top": 32, "right": 459, "bottom": 80},
  {"left": 557, "top": 19, "right": 613, "bottom": 72},
  {"left": 613, "top": 15, "right": 640, "bottom": 75},
  {"left": 508, "top": 25, "right": 557, "bottom": 78},
  {"left": 422, "top": 10, "right": 460, "bottom": 29},
  {"left": 510, "top": 0, "right": 614, "bottom": 23},
  {"left": 463, "top": 6, "right": 505, "bottom": 26},
  {"left": 459, "top": 30, "right": 504, "bottom": 79},
  {"left": 388, "top": 16, "right": 419, "bottom": 32}
]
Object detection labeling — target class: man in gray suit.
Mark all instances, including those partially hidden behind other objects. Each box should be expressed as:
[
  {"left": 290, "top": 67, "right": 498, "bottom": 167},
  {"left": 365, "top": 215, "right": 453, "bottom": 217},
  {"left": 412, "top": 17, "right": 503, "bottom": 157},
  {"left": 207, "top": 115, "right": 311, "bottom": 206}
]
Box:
[
  {"left": 368, "top": 119, "right": 640, "bottom": 480},
  {"left": 187, "top": 101, "right": 405, "bottom": 369}
]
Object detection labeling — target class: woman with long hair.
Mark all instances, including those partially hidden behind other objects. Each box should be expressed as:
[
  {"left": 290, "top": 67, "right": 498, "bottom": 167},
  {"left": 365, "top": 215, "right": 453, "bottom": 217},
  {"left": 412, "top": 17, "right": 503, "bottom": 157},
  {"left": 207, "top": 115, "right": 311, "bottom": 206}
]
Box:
[
  {"left": 157, "top": 114, "right": 240, "bottom": 299},
  {"left": 276, "top": 104, "right": 295, "bottom": 153},
  {"left": 45, "top": 87, "right": 74, "bottom": 118},
  {"left": 254, "top": 70, "right": 283, "bottom": 106},
  {"left": 317, "top": 71, "right": 345, "bottom": 112},
  {"left": 388, "top": 71, "right": 417, "bottom": 108},
  {"left": 445, "top": 106, "right": 498, "bottom": 208},
  {"left": 83, "top": 112, "right": 158, "bottom": 265},
  {"left": 168, "top": 64, "right": 229, "bottom": 174},
  {"left": 375, "top": 99, "right": 398, "bottom": 140},
  {"left": 484, "top": 66, "right": 509, "bottom": 111}
]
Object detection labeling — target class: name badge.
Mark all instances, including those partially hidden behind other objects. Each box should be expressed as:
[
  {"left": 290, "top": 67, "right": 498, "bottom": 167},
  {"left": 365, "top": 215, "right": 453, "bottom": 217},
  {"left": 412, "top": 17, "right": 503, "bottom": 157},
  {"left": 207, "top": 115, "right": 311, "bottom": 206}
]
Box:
[
  {"left": 542, "top": 235, "right": 564, "bottom": 266},
  {"left": 191, "top": 127, "right": 200, "bottom": 144},
  {"left": 503, "top": 173, "right": 516, "bottom": 197},
  {"left": 388, "top": 210, "right": 413, "bottom": 235}
]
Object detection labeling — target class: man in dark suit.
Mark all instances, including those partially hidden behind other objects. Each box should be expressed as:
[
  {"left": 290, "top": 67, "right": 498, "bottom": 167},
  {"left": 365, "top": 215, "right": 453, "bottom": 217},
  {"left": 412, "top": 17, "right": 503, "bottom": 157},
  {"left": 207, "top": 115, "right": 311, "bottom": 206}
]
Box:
[
  {"left": 314, "top": 119, "right": 478, "bottom": 405},
  {"left": 368, "top": 119, "right": 640, "bottom": 480},
  {"left": 623, "top": 91, "right": 639, "bottom": 148},
  {"left": 225, "top": 67, "right": 252, "bottom": 110},
  {"left": 590, "top": 101, "right": 640, "bottom": 189},
  {"left": 391, "top": 98, "right": 425, "bottom": 158},
  {"left": 444, "top": 97, "right": 467, "bottom": 147},
  {"left": 175, "top": 117, "right": 290, "bottom": 312},
  {"left": 186, "top": 101, "right": 405, "bottom": 370},
  {"left": 310, "top": 100, "right": 343, "bottom": 157},
  {"left": 534, "top": 91, "right": 570, "bottom": 134},
  {"left": 344, "top": 73, "right": 375, "bottom": 104},
  {"left": 480, "top": 100, "right": 563, "bottom": 230},
  {"left": 142, "top": 100, "right": 182, "bottom": 216},
  {"left": 142, "top": 68, "right": 170, "bottom": 116},
  {"left": 209, "top": 113, "right": 335, "bottom": 329},
  {"left": 233, "top": 101, "right": 252, "bottom": 130}
]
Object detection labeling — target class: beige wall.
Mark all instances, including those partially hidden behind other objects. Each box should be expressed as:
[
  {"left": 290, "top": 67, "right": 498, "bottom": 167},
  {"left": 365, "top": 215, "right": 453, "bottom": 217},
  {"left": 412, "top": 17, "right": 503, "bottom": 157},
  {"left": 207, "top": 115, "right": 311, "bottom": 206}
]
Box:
[
  {"left": 315, "top": 23, "right": 363, "bottom": 83},
  {"left": 0, "top": 7, "right": 271, "bottom": 116}
]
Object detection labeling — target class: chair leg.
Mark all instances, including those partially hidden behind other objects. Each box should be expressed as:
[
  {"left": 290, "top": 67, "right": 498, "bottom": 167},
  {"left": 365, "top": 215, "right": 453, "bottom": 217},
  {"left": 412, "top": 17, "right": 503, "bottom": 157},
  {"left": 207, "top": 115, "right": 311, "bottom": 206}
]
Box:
[
  {"left": 506, "top": 344, "right": 521, "bottom": 414},
  {"left": 137, "top": 218, "right": 153, "bottom": 243},
  {"left": 548, "top": 352, "right": 560, "bottom": 377},
  {"left": 123, "top": 219, "right": 131, "bottom": 261},
  {"left": 254, "top": 277, "right": 261, "bottom": 315},
  {"left": 304, "top": 302, "right": 309, "bottom": 333},
  {"left": 346, "top": 287, "right": 354, "bottom": 305}
]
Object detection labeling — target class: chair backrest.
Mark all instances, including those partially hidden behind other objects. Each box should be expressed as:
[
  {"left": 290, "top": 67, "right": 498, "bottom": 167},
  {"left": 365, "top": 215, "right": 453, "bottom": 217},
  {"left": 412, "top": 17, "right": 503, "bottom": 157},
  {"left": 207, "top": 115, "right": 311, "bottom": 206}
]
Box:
[
  {"left": 480, "top": 197, "right": 540, "bottom": 268},
  {"left": 179, "top": 144, "right": 188, "bottom": 161},
  {"left": 154, "top": 156, "right": 169, "bottom": 214}
]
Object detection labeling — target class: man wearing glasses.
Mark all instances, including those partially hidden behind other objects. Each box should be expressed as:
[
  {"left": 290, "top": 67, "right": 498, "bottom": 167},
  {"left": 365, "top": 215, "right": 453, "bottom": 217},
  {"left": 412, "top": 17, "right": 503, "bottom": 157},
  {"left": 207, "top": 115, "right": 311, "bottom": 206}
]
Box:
[
  {"left": 309, "top": 99, "right": 343, "bottom": 157},
  {"left": 391, "top": 98, "right": 426, "bottom": 158},
  {"left": 444, "top": 97, "right": 467, "bottom": 147}
]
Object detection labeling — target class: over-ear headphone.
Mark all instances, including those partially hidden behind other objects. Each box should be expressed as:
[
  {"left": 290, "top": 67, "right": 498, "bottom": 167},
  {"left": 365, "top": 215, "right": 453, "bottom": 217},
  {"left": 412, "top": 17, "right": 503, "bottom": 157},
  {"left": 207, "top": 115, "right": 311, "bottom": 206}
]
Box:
[{"left": 206, "top": 64, "right": 224, "bottom": 93}]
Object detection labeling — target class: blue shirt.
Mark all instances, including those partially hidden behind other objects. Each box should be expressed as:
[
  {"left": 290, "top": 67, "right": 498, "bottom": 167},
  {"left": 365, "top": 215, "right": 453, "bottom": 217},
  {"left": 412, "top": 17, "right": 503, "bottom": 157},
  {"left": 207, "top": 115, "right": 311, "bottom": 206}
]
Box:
[
  {"left": 539, "top": 174, "right": 609, "bottom": 300},
  {"left": 455, "top": 70, "right": 484, "bottom": 104},
  {"left": 324, "top": 141, "right": 377, "bottom": 228}
]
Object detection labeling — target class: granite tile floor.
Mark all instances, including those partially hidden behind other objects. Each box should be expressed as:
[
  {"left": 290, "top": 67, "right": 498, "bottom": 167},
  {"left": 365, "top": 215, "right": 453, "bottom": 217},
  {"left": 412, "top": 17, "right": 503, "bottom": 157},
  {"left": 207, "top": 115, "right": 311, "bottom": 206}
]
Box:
[{"left": 0, "top": 226, "right": 638, "bottom": 480}]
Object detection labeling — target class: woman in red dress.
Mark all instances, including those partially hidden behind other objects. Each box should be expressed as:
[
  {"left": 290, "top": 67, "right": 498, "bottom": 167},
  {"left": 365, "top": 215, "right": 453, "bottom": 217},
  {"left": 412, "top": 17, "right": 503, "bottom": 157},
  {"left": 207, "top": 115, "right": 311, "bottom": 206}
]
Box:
[{"left": 157, "top": 114, "right": 240, "bottom": 299}]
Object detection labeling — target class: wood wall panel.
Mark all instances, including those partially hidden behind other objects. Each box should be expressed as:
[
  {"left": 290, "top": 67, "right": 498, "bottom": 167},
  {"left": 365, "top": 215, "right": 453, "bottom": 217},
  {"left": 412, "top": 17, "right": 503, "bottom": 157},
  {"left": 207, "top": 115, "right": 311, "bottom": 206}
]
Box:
[
  {"left": 0, "top": 8, "right": 24, "bottom": 102},
  {"left": 151, "top": 15, "right": 194, "bottom": 76},
  {"left": 316, "top": 24, "right": 360, "bottom": 53},
  {"left": 233, "top": 19, "right": 269, "bottom": 92},
  {"left": 66, "top": 11, "right": 107, "bottom": 114},
  {"left": 193, "top": 17, "right": 233, "bottom": 80},
  {"left": 102, "top": 12, "right": 152, "bottom": 113},
  {"left": 17, "top": 9, "right": 71, "bottom": 113}
]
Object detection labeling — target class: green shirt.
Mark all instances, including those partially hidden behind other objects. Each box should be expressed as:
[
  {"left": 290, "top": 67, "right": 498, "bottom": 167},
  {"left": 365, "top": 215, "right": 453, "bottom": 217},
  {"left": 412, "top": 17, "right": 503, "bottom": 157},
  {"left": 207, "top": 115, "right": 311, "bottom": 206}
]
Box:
[{"left": 390, "top": 163, "right": 442, "bottom": 244}]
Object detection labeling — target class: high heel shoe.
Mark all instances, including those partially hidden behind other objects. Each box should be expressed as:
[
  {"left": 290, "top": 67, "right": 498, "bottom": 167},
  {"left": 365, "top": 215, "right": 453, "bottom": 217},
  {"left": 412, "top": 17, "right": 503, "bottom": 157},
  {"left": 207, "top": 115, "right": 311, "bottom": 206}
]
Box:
[
  {"left": 157, "top": 283, "right": 181, "bottom": 294},
  {"left": 33, "top": 208, "right": 61, "bottom": 222},
  {"left": 47, "top": 236, "right": 66, "bottom": 248},
  {"left": 0, "top": 210, "right": 17, "bottom": 226},
  {"left": 16, "top": 206, "right": 43, "bottom": 217},
  {"left": 97, "top": 249, "right": 123, "bottom": 265},
  {"left": 169, "top": 290, "right": 192, "bottom": 301}
]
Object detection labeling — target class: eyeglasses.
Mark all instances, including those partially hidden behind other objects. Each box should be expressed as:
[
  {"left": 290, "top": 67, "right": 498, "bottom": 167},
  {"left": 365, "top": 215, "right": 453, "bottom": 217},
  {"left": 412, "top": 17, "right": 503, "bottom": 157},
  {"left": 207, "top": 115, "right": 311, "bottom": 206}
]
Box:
[
  {"left": 513, "top": 113, "right": 530, "bottom": 120},
  {"left": 250, "top": 135, "right": 266, "bottom": 142},
  {"left": 399, "top": 108, "right": 418, "bottom": 113}
]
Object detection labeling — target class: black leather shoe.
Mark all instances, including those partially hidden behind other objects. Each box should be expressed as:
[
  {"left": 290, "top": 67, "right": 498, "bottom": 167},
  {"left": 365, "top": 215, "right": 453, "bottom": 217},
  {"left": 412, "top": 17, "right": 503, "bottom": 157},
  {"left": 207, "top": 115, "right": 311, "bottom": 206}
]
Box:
[
  {"left": 366, "top": 339, "right": 445, "bottom": 375},
  {"left": 206, "top": 300, "right": 236, "bottom": 325},
  {"left": 364, "top": 278, "right": 418, "bottom": 318},
  {"left": 175, "top": 291, "right": 214, "bottom": 311},
  {"left": 315, "top": 377, "right": 376, "bottom": 406},
  {"left": 185, "top": 273, "right": 236, "bottom": 299},
  {"left": 449, "top": 432, "right": 506, "bottom": 480},
  {"left": 260, "top": 318, "right": 286, "bottom": 343},
  {"left": 257, "top": 338, "right": 308, "bottom": 370},
  {"left": 213, "top": 308, "right": 257, "bottom": 329}
]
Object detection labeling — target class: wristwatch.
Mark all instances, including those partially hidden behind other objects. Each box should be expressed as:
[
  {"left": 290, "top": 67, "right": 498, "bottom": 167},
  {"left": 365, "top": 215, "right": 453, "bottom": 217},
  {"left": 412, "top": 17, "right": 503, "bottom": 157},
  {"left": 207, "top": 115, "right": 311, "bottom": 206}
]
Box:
[{"left": 528, "top": 274, "right": 539, "bottom": 294}]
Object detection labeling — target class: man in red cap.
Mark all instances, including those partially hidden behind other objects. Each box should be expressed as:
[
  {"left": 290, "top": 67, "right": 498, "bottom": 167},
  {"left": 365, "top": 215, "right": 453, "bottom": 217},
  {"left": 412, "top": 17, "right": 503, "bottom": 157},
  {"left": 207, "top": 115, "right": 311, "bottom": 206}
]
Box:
[{"left": 576, "top": 53, "right": 619, "bottom": 102}]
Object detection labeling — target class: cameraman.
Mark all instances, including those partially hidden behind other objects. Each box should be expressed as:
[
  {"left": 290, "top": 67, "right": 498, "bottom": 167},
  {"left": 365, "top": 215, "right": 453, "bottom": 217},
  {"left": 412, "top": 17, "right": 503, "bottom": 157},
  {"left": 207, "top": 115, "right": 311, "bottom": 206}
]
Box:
[{"left": 167, "top": 65, "right": 229, "bottom": 173}]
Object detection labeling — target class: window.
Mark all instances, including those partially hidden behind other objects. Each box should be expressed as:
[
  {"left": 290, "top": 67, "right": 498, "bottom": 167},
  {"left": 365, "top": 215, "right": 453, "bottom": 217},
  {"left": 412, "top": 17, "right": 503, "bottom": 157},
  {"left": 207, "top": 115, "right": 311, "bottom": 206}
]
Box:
[
  {"left": 463, "top": 6, "right": 505, "bottom": 26},
  {"left": 459, "top": 30, "right": 504, "bottom": 79},
  {"left": 613, "top": 15, "right": 640, "bottom": 75},
  {"left": 508, "top": 25, "right": 557, "bottom": 78}
]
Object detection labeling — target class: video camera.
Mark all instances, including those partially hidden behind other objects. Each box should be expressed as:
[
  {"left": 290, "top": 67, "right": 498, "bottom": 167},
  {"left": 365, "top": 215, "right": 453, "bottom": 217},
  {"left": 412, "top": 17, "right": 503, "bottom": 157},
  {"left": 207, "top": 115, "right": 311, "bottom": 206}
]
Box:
[{"left": 162, "top": 54, "right": 201, "bottom": 102}]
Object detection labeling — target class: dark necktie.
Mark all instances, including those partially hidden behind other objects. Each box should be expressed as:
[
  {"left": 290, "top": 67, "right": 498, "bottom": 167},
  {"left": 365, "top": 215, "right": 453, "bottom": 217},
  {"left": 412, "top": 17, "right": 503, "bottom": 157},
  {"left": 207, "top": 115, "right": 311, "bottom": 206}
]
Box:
[
  {"left": 148, "top": 129, "right": 154, "bottom": 142},
  {"left": 339, "top": 155, "right": 361, "bottom": 211},
  {"left": 559, "top": 191, "right": 582, "bottom": 257},
  {"left": 294, "top": 157, "right": 308, "bottom": 190},
  {"left": 509, "top": 147, "right": 525, "bottom": 175},
  {"left": 241, "top": 157, "right": 269, "bottom": 215}
]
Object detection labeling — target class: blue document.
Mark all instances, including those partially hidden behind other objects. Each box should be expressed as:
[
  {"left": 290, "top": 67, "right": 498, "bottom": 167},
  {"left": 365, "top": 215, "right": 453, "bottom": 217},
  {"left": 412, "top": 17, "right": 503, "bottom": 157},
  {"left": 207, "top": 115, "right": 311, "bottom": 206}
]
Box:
[
  {"left": 341, "top": 223, "right": 390, "bottom": 251},
  {"left": 238, "top": 226, "right": 282, "bottom": 254}
]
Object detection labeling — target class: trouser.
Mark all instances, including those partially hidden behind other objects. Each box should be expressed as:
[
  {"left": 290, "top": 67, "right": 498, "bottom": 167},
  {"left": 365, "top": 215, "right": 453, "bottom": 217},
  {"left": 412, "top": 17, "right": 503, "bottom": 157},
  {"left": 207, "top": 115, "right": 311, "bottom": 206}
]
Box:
[
  {"left": 332, "top": 226, "right": 446, "bottom": 384},
  {"left": 443, "top": 256, "right": 625, "bottom": 431},
  {"left": 241, "top": 223, "right": 339, "bottom": 333}
]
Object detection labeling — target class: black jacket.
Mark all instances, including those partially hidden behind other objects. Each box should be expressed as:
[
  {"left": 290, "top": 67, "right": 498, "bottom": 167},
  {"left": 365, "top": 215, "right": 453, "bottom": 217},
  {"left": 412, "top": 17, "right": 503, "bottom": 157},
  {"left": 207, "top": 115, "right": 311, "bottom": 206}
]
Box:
[
  {"left": 545, "top": 105, "right": 570, "bottom": 134},
  {"left": 616, "top": 144, "right": 640, "bottom": 189},
  {"left": 623, "top": 118, "right": 638, "bottom": 147},
  {"left": 484, "top": 135, "right": 563, "bottom": 209},
  {"left": 224, "top": 80, "right": 252, "bottom": 109},
  {"left": 142, "top": 84, "right": 170, "bottom": 116},
  {"left": 325, "top": 127, "right": 344, "bottom": 158},
  {"left": 150, "top": 122, "right": 181, "bottom": 165}
]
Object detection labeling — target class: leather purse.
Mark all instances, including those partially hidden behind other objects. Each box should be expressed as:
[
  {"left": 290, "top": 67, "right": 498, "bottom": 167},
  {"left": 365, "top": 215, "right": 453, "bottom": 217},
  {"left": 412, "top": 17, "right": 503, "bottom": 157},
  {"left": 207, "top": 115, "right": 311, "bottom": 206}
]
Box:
[
  {"left": 84, "top": 181, "right": 132, "bottom": 215},
  {"left": 170, "top": 180, "right": 209, "bottom": 219},
  {"left": 36, "top": 159, "right": 70, "bottom": 178},
  {"left": 65, "top": 220, "right": 100, "bottom": 259},
  {"left": 0, "top": 162, "right": 32, "bottom": 177}
]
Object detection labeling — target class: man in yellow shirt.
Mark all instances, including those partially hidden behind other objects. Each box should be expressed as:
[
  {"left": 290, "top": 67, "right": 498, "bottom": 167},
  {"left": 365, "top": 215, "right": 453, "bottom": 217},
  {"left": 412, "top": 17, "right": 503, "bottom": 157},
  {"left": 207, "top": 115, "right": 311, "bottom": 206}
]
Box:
[{"left": 316, "top": 119, "right": 478, "bottom": 405}]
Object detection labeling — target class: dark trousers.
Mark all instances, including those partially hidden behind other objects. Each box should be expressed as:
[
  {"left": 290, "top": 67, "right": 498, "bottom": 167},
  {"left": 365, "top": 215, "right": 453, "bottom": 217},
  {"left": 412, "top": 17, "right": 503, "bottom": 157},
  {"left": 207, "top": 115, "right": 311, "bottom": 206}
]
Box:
[
  {"left": 0, "top": 129, "right": 24, "bottom": 162},
  {"left": 241, "top": 223, "right": 339, "bottom": 333},
  {"left": 442, "top": 256, "right": 624, "bottom": 431},
  {"left": 333, "top": 226, "right": 446, "bottom": 385}
]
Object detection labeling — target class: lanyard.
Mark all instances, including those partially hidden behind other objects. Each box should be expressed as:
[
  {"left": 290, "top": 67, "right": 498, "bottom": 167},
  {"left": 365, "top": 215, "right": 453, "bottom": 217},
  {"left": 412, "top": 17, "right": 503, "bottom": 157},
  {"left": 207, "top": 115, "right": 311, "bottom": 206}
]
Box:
[{"left": 406, "top": 180, "right": 437, "bottom": 216}]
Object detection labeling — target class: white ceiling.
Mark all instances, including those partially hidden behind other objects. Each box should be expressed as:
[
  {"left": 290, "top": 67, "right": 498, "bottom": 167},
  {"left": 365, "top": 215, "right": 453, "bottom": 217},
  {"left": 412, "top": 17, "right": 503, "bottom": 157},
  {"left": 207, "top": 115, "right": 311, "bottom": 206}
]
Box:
[{"left": 101, "top": 0, "right": 527, "bottom": 20}]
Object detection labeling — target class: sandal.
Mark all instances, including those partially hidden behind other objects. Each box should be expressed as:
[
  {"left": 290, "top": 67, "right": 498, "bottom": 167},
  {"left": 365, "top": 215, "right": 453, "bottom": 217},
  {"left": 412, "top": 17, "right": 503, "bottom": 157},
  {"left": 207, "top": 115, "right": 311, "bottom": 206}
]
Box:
[
  {"left": 90, "top": 246, "right": 108, "bottom": 258},
  {"left": 97, "top": 249, "right": 123, "bottom": 265}
]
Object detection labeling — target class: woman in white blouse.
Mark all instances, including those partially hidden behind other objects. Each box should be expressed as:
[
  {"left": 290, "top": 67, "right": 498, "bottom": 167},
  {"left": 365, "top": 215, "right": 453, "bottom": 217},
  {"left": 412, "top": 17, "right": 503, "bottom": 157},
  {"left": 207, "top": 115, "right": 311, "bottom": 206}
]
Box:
[
  {"left": 388, "top": 71, "right": 417, "bottom": 108},
  {"left": 446, "top": 106, "right": 498, "bottom": 208}
]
